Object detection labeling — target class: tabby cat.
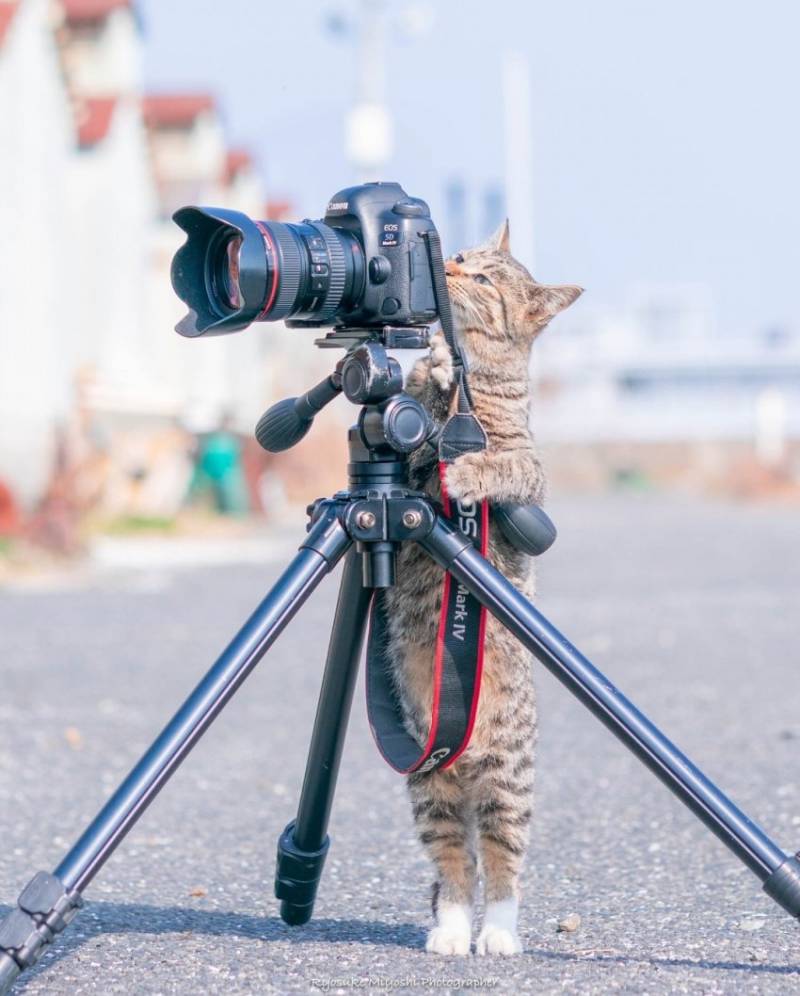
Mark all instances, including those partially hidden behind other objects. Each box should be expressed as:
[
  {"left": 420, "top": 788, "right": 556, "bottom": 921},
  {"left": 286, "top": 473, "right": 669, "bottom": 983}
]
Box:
[{"left": 384, "top": 222, "right": 582, "bottom": 956}]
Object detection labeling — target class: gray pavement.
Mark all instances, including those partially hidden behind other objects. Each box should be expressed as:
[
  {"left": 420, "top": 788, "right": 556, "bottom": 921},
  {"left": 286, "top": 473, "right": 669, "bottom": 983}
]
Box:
[{"left": 2, "top": 493, "right": 800, "bottom": 995}]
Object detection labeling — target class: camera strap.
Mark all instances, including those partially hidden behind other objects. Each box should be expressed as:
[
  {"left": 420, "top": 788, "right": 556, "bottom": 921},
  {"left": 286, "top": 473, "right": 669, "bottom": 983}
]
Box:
[
  {"left": 364, "top": 231, "right": 490, "bottom": 776},
  {"left": 421, "top": 231, "right": 486, "bottom": 446},
  {"left": 365, "top": 474, "right": 489, "bottom": 775}
]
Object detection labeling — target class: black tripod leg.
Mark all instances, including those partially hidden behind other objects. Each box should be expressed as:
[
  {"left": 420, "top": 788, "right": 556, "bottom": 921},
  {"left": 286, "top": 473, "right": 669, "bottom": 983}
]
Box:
[
  {"left": 275, "top": 549, "right": 374, "bottom": 925},
  {"left": 420, "top": 517, "right": 800, "bottom": 920},
  {"left": 0, "top": 504, "right": 351, "bottom": 994}
]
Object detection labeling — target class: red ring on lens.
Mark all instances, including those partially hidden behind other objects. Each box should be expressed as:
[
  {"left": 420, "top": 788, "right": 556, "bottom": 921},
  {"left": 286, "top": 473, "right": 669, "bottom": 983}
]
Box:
[{"left": 255, "top": 221, "right": 280, "bottom": 319}]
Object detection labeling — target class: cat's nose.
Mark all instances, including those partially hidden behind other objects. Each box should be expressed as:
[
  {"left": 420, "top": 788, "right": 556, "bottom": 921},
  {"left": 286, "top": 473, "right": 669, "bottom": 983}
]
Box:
[{"left": 445, "top": 260, "right": 462, "bottom": 277}]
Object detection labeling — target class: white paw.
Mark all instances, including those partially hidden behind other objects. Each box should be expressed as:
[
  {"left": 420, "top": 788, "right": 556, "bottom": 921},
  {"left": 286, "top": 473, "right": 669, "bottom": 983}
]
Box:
[
  {"left": 476, "top": 924, "right": 522, "bottom": 956},
  {"left": 426, "top": 899, "right": 472, "bottom": 955},
  {"left": 477, "top": 897, "right": 522, "bottom": 956},
  {"left": 426, "top": 924, "right": 472, "bottom": 956}
]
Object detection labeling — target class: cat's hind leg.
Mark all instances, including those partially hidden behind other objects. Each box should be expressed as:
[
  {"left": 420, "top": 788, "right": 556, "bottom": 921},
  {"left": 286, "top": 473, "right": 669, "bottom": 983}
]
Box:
[
  {"left": 472, "top": 732, "right": 535, "bottom": 956},
  {"left": 407, "top": 766, "right": 477, "bottom": 955}
]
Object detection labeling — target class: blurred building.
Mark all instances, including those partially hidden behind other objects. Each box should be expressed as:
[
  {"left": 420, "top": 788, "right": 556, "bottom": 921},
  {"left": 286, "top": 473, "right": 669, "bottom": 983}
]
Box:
[
  {"left": 535, "top": 284, "right": 800, "bottom": 493},
  {"left": 0, "top": 0, "right": 333, "bottom": 521}
]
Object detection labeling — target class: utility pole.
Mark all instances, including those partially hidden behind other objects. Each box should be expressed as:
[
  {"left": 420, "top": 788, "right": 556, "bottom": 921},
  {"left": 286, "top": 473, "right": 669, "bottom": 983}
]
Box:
[
  {"left": 502, "top": 51, "right": 536, "bottom": 272},
  {"left": 445, "top": 178, "right": 467, "bottom": 254},
  {"left": 482, "top": 183, "right": 505, "bottom": 242},
  {"left": 329, "top": 1, "right": 433, "bottom": 182},
  {"left": 345, "top": 0, "right": 392, "bottom": 181}
]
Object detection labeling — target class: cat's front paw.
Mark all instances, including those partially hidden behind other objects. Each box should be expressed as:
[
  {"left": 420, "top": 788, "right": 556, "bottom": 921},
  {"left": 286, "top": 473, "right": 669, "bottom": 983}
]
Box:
[
  {"left": 476, "top": 924, "right": 522, "bottom": 956},
  {"left": 429, "top": 332, "right": 454, "bottom": 392},
  {"left": 426, "top": 924, "right": 472, "bottom": 956},
  {"left": 443, "top": 452, "right": 492, "bottom": 504}
]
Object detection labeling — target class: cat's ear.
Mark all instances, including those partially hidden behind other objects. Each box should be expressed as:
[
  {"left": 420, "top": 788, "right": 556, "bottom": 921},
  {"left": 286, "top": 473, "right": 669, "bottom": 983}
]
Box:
[
  {"left": 532, "top": 283, "right": 584, "bottom": 319},
  {"left": 490, "top": 218, "right": 511, "bottom": 254}
]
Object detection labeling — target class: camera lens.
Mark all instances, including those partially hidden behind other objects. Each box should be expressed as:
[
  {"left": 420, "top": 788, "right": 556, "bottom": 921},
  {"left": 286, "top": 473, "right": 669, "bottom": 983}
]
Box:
[
  {"left": 207, "top": 231, "right": 244, "bottom": 312},
  {"left": 217, "top": 233, "right": 243, "bottom": 310},
  {"left": 171, "top": 207, "right": 364, "bottom": 337}
]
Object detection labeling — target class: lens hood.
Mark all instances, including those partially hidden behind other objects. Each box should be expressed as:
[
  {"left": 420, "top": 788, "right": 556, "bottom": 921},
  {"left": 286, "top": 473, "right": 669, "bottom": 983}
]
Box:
[{"left": 171, "top": 206, "right": 270, "bottom": 337}]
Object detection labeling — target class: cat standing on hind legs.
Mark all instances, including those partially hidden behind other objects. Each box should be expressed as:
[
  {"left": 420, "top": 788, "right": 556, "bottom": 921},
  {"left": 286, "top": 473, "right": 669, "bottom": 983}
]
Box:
[{"left": 385, "top": 220, "right": 582, "bottom": 956}]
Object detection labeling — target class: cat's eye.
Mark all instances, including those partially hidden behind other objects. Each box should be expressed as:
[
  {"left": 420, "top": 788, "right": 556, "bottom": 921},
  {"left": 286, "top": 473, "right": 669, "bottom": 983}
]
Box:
[
  {"left": 453, "top": 253, "right": 465, "bottom": 264},
  {"left": 473, "top": 273, "right": 492, "bottom": 286}
]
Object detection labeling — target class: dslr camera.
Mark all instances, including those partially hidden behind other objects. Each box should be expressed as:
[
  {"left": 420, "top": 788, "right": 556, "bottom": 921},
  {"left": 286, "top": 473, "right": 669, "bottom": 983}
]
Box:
[{"left": 171, "top": 181, "right": 440, "bottom": 345}]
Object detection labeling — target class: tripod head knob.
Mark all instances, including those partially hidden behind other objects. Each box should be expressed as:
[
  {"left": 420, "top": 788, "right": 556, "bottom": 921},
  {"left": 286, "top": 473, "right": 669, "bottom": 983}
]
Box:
[{"left": 359, "top": 395, "right": 432, "bottom": 454}]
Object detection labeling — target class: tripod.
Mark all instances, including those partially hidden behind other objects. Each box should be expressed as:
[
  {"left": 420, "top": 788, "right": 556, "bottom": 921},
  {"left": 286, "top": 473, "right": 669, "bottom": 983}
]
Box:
[{"left": 1, "top": 337, "right": 799, "bottom": 992}]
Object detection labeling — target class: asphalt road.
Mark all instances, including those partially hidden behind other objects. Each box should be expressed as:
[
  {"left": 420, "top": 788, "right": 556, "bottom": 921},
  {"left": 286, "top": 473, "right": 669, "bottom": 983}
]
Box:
[{"left": 2, "top": 493, "right": 800, "bottom": 995}]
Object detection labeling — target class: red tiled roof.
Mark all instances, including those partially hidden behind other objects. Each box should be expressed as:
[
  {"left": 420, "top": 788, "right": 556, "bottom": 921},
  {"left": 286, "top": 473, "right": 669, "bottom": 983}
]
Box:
[
  {"left": 143, "top": 94, "right": 215, "bottom": 129},
  {"left": 77, "top": 96, "right": 118, "bottom": 147},
  {"left": 63, "top": 0, "right": 132, "bottom": 23},
  {"left": 224, "top": 149, "right": 253, "bottom": 183},
  {"left": 0, "top": 3, "right": 19, "bottom": 49}
]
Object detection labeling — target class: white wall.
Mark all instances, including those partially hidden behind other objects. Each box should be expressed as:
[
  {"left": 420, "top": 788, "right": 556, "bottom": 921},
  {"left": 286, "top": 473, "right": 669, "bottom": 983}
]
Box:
[
  {"left": 0, "top": 0, "right": 76, "bottom": 504},
  {"left": 68, "top": 96, "right": 160, "bottom": 407},
  {"left": 0, "top": 2, "right": 293, "bottom": 509}
]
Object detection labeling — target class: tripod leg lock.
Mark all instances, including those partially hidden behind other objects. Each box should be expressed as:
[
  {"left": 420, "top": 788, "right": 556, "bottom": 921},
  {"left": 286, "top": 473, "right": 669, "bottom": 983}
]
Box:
[
  {"left": 0, "top": 872, "right": 82, "bottom": 990},
  {"left": 763, "top": 853, "right": 800, "bottom": 918},
  {"left": 274, "top": 820, "right": 330, "bottom": 926},
  {"left": 302, "top": 500, "right": 350, "bottom": 567}
]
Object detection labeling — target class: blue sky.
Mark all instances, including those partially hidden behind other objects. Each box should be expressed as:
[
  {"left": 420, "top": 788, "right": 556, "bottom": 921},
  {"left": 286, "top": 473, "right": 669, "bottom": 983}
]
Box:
[{"left": 140, "top": 0, "right": 800, "bottom": 338}]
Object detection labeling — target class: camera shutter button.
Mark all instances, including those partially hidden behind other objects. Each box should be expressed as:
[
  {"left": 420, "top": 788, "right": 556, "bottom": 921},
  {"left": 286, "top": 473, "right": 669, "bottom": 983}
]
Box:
[{"left": 368, "top": 256, "right": 392, "bottom": 284}]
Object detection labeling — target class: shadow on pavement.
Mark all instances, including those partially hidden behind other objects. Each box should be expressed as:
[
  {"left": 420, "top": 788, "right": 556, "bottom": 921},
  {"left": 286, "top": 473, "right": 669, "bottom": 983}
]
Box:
[
  {"left": 523, "top": 945, "right": 800, "bottom": 978},
  {"left": 3, "top": 901, "right": 799, "bottom": 989},
  {"left": 0, "top": 901, "right": 425, "bottom": 991}
]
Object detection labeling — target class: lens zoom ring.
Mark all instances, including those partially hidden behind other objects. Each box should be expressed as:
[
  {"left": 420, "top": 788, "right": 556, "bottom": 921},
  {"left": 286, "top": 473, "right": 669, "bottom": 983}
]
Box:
[
  {"left": 268, "top": 225, "right": 303, "bottom": 321},
  {"left": 311, "top": 222, "right": 347, "bottom": 322}
]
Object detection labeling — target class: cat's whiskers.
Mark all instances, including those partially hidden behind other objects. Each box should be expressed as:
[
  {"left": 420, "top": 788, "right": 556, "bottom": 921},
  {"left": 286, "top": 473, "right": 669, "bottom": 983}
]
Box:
[{"left": 448, "top": 283, "right": 496, "bottom": 340}]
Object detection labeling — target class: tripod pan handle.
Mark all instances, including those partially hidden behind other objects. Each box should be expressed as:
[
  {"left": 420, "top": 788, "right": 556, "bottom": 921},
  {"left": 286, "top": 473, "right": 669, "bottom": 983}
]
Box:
[{"left": 255, "top": 373, "right": 342, "bottom": 453}]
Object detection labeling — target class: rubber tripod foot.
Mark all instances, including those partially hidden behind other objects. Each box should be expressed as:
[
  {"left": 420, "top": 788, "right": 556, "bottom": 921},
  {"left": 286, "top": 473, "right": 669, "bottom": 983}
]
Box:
[
  {"left": 279, "top": 898, "right": 313, "bottom": 927},
  {"left": 763, "top": 853, "right": 800, "bottom": 918},
  {"left": 274, "top": 821, "right": 330, "bottom": 926}
]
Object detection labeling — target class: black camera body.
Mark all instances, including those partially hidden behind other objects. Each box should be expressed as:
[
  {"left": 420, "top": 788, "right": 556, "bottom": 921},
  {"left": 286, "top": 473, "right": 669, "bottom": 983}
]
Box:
[
  {"left": 171, "top": 181, "right": 439, "bottom": 340},
  {"left": 295, "top": 182, "right": 438, "bottom": 329}
]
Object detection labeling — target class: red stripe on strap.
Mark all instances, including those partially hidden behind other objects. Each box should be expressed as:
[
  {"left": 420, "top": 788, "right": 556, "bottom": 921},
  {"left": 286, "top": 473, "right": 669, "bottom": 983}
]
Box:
[
  {"left": 406, "top": 464, "right": 452, "bottom": 772},
  {"left": 441, "top": 497, "right": 489, "bottom": 769}
]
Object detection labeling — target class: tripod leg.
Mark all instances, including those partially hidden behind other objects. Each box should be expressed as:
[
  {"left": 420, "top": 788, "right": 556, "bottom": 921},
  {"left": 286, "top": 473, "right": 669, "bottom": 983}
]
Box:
[
  {"left": 420, "top": 517, "right": 800, "bottom": 921},
  {"left": 0, "top": 505, "right": 351, "bottom": 993},
  {"left": 275, "top": 549, "right": 374, "bottom": 925}
]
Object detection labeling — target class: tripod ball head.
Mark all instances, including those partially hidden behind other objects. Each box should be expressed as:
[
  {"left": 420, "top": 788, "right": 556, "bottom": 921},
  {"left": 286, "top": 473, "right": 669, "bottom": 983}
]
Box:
[{"left": 255, "top": 339, "right": 431, "bottom": 458}]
